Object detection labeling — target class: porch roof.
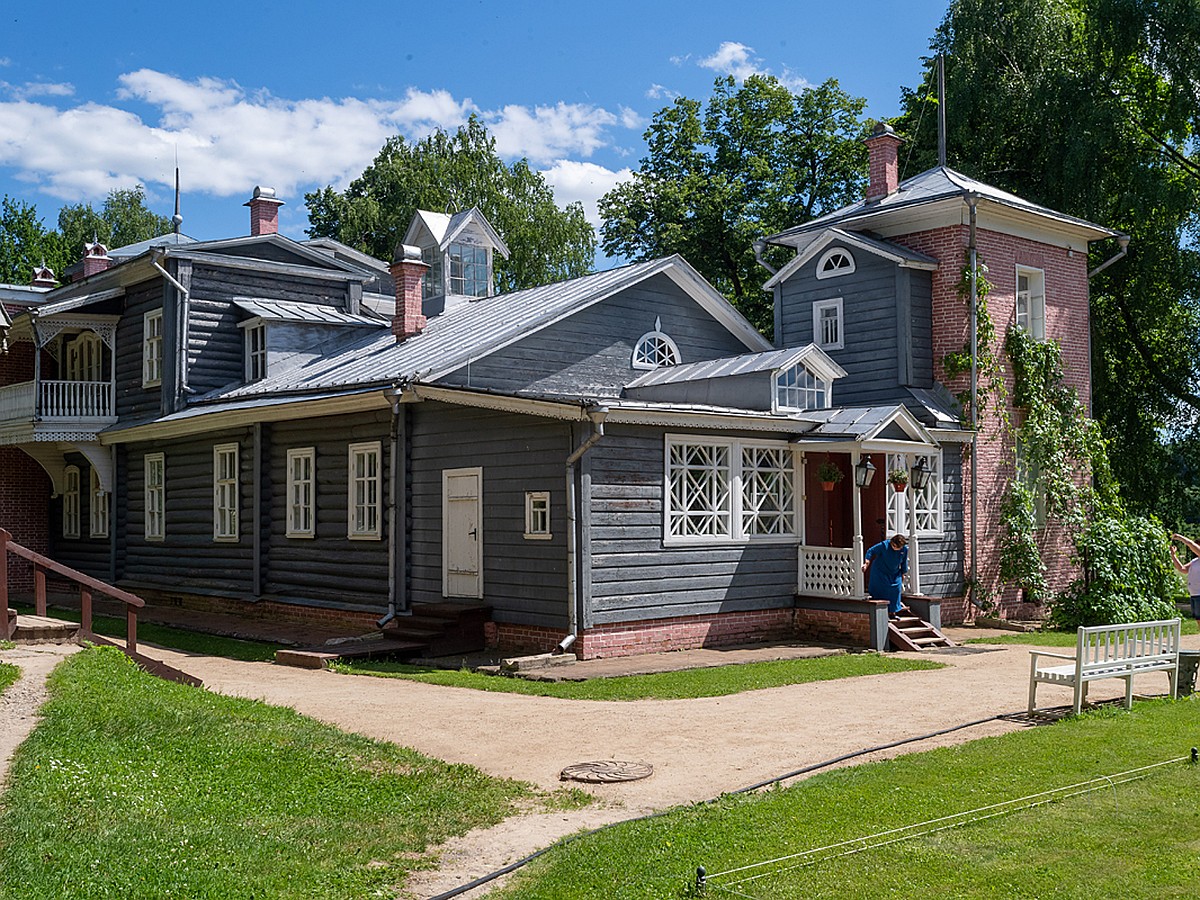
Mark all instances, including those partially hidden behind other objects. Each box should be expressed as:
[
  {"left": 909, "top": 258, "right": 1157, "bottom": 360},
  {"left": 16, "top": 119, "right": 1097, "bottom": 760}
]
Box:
[
  {"left": 789, "top": 404, "right": 938, "bottom": 451},
  {"left": 625, "top": 343, "right": 846, "bottom": 388},
  {"left": 231, "top": 297, "right": 384, "bottom": 327}
]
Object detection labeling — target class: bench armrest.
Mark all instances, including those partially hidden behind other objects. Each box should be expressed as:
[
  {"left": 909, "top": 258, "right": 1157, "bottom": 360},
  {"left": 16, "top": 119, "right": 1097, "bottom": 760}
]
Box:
[{"left": 1029, "top": 649, "right": 1077, "bottom": 662}]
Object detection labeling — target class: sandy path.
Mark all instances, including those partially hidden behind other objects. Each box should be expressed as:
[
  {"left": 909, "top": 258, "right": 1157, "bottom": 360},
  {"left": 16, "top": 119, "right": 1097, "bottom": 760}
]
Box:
[{"left": 0, "top": 643, "right": 79, "bottom": 787}]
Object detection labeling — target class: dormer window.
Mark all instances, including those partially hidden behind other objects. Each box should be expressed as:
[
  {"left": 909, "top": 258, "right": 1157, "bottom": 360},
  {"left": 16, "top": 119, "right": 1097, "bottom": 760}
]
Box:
[
  {"left": 449, "top": 242, "right": 489, "bottom": 297},
  {"left": 775, "top": 363, "right": 830, "bottom": 411},
  {"left": 632, "top": 318, "right": 681, "bottom": 370},
  {"left": 816, "top": 248, "right": 855, "bottom": 279},
  {"left": 405, "top": 208, "right": 510, "bottom": 305},
  {"left": 421, "top": 245, "right": 444, "bottom": 300},
  {"left": 244, "top": 322, "right": 267, "bottom": 382}
]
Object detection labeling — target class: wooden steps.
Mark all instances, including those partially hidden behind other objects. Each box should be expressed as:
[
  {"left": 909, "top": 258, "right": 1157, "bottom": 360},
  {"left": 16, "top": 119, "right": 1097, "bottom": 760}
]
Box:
[
  {"left": 888, "top": 610, "right": 955, "bottom": 652},
  {"left": 275, "top": 602, "right": 490, "bottom": 669},
  {"left": 8, "top": 613, "right": 80, "bottom": 643}
]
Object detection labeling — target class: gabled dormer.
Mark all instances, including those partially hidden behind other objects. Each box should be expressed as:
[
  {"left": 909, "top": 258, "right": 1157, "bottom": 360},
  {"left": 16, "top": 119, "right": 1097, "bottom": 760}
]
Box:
[{"left": 402, "top": 207, "right": 510, "bottom": 315}]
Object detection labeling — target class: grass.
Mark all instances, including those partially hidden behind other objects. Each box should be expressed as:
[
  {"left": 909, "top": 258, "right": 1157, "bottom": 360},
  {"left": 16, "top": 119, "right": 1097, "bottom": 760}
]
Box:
[
  {"left": 494, "top": 699, "right": 1200, "bottom": 899},
  {"left": 0, "top": 646, "right": 542, "bottom": 900},
  {"left": 965, "top": 617, "right": 1199, "bottom": 647},
  {"left": 331, "top": 653, "right": 944, "bottom": 701},
  {"left": 0, "top": 662, "right": 18, "bottom": 695},
  {"left": 14, "top": 604, "right": 281, "bottom": 661}
]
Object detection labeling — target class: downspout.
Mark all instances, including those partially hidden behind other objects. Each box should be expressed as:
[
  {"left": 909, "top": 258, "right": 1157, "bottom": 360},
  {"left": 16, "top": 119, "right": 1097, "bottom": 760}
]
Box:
[
  {"left": 379, "top": 387, "right": 411, "bottom": 629},
  {"left": 967, "top": 194, "right": 980, "bottom": 608},
  {"left": 151, "top": 251, "right": 191, "bottom": 400},
  {"left": 559, "top": 406, "right": 608, "bottom": 654}
]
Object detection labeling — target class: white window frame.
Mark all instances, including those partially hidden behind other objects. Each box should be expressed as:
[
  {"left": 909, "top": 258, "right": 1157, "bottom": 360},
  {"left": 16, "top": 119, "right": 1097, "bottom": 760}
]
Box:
[
  {"left": 632, "top": 317, "right": 681, "bottom": 370},
  {"left": 1015, "top": 265, "right": 1046, "bottom": 340},
  {"left": 775, "top": 363, "right": 831, "bottom": 412},
  {"left": 63, "top": 466, "right": 81, "bottom": 539},
  {"left": 448, "top": 241, "right": 490, "bottom": 297},
  {"left": 144, "top": 452, "right": 165, "bottom": 541},
  {"left": 243, "top": 321, "right": 267, "bottom": 382},
  {"left": 89, "top": 468, "right": 109, "bottom": 539},
  {"left": 66, "top": 332, "right": 104, "bottom": 382},
  {"left": 812, "top": 297, "right": 844, "bottom": 351},
  {"left": 885, "top": 451, "right": 944, "bottom": 538},
  {"left": 142, "top": 310, "right": 163, "bottom": 387},
  {"left": 815, "top": 247, "right": 856, "bottom": 279},
  {"left": 348, "top": 441, "right": 383, "bottom": 540},
  {"left": 524, "top": 491, "right": 552, "bottom": 540},
  {"left": 213, "top": 443, "right": 239, "bottom": 542},
  {"left": 286, "top": 448, "right": 316, "bottom": 539},
  {"left": 664, "top": 435, "right": 797, "bottom": 545}
]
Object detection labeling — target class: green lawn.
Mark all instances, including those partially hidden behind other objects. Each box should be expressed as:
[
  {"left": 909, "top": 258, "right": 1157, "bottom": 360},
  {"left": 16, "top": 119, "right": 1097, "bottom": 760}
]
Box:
[
  {"left": 0, "top": 647, "right": 541, "bottom": 899},
  {"left": 332, "top": 653, "right": 944, "bottom": 701},
  {"left": 493, "top": 700, "right": 1200, "bottom": 899},
  {"left": 0, "top": 661, "right": 17, "bottom": 695},
  {"left": 966, "top": 617, "right": 1199, "bottom": 647}
]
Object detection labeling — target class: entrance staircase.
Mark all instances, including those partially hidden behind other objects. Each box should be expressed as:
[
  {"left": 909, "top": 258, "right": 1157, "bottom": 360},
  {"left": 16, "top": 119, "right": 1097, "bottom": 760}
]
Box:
[
  {"left": 888, "top": 609, "right": 956, "bottom": 651},
  {"left": 275, "top": 602, "right": 491, "bottom": 669}
]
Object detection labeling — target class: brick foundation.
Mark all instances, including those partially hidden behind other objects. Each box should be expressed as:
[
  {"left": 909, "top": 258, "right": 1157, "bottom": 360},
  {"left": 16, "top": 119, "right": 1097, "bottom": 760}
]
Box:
[
  {"left": 793, "top": 607, "right": 871, "bottom": 646},
  {"left": 122, "top": 588, "right": 380, "bottom": 634}
]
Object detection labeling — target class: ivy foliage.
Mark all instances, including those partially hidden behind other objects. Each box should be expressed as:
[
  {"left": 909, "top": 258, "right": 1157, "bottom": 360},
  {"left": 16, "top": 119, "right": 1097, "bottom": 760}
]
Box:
[{"left": 942, "top": 258, "right": 1004, "bottom": 428}]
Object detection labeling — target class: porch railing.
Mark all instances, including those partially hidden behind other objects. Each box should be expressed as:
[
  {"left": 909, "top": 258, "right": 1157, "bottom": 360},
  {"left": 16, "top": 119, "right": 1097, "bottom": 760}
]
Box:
[
  {"left": 798, "top": 545, "right": 859, "bottom": 598},
  {"left": 0, "top": 380, "right": 35, "bottom": 422},
  {"left": 40, "top": 379, "right": 112, "bottom": 418}
]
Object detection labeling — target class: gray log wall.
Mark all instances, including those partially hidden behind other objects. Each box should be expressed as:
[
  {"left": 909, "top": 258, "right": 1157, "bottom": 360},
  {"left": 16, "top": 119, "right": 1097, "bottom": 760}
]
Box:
[{"left": 114, "top": 279, "right": 164, "bottom": 419}]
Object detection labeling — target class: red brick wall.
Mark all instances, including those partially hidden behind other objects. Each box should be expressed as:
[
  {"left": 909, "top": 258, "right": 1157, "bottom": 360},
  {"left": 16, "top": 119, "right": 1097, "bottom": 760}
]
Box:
[
  {"left": 894, "top": 224, "right": 1092, "bottom": 618},
  {"left": 1, "top": 448, "right": 50, "bottom": 591},
  {"left": 0, "top": 340, "right": 36, "bottom": 388},
  {"left": 793, "top": 607, "right": 871, "bottom": 646}
]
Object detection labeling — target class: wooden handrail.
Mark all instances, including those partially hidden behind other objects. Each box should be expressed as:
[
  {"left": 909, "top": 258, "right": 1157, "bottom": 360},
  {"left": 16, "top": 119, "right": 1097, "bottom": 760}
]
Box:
[{"left": 5, "top": 540, "right": 144, "bottom": 608}]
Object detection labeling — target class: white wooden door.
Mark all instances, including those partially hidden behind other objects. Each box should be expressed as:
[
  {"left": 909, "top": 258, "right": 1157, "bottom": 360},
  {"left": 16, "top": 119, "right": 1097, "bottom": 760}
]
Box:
[{"left": 443, "top": 467, "right": 483, "bottom": 598}]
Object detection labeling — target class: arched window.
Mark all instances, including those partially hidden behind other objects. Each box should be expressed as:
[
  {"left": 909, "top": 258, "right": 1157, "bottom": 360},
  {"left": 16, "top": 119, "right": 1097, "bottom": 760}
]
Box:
[
  {"left": 816, "top": 247, "right": 855, "bottom": 279},
  {"left": 775, "top": 363, "right": 829, "bottom": 412},
  {"left": 632, "top": 317, "right": 681, "bottom": 370}
]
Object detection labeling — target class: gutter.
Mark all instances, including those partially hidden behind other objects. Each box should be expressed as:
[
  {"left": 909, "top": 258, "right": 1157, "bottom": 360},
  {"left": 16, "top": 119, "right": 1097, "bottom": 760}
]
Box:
[
  {"left": 1088, "top": 236, "right": 1130, "bottom": 279},
  {"left": 558, "top": 405, "right": 608, "bottom": 653},
  {"left": 151, "top": 250, "right": 192, "bottom": 399}
]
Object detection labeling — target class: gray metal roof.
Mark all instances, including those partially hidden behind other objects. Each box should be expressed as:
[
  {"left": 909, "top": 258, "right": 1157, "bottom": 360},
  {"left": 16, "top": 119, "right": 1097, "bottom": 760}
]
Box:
[
  {"left": 765, "top": 165, "right": 1119, "bottom": 246},
  {"left": 232, "top": 297, "right": 384, "bottom": 327},
  {"left": 210, "top": 255, "right": 749, "bottom": 402},
  {"left": 108, "top": 232, "right": 198, "bottom": 259},
  {"left": 626, "top": 344, "right": 846, "bottom": 388}
]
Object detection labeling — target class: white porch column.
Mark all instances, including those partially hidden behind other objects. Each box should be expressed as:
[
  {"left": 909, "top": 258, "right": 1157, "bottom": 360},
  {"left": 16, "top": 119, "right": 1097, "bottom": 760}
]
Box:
[
  {"left": 906, "top": 453, "right": 921, "bottom": 595},
  {"left": 852, "top": 449, "right": 864, "bottom": 597}
]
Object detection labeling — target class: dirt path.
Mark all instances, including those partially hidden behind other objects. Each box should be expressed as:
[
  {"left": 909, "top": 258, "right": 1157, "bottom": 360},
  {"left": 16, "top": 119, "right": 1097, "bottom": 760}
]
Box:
[{"left": 0, "top": 643, "right": 79, "bottom": 787}]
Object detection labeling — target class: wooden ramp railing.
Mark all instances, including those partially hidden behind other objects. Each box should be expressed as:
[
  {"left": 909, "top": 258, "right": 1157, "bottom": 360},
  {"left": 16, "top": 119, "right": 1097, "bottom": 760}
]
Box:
[{"left": 1, "top": 527, "right": 199, "bottom": 686}]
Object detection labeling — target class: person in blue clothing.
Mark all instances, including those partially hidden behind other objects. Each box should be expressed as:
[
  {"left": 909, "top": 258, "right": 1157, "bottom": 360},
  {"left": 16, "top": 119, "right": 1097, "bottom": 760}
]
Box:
[{"left": 862, "top": 533, "right": 909, "bottom": 618}]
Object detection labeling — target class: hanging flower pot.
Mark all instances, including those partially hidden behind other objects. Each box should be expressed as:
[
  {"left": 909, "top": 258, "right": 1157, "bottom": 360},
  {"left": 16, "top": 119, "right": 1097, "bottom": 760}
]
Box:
[
  {"left": 816, "top": 460, "right": 843, "bottom": 492},
  {"left": 888, "top": 468, "right": 909, "bottom": 493}
]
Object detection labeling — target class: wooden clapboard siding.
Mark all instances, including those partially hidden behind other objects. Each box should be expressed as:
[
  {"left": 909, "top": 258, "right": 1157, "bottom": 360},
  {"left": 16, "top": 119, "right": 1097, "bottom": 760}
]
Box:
[
  {"left": 186, "top": 295, "right": 244, "bottom": 394},
  {"left": 408, "top": 402, "right": 570, "bottom": 628},
  {"left": 118, "top": 429, "right": 255, "bottom": 595},
  {"left": 47, "top": 453, "right": 110, "bottom": 580},
  {"left": 114, "top": 279, "right": 165, "bottom": 419},
  {"left": 439, "top": 273, "right": 754, "bottom": 397},
  {"left": 264, "top": 411, "right": 391, "bottom": 609},
  {"left": 586, "top": 424, "right": 797, "bottom": 625},
  {"left": 190, "top": 264, "right": 346, "bottom": 307}
]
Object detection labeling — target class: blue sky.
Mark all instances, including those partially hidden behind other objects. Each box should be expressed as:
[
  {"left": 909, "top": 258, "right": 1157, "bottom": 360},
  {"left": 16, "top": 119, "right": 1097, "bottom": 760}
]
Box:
[{"left": 0, "top": 0, "right": 948, "bottom": 252}]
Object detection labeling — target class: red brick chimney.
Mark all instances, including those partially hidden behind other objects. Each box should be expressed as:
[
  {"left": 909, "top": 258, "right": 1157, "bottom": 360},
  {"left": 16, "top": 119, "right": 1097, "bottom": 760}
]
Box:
[
  {"left": 389, "top": 244, "right": 428, "bottom": 341},
  {"left": 244, "top": 186, "right": 284, "bottom": 236},
  {"left": 865, "top": 122, "right": 904, "bottom": 203},
  {"left": 31, "top": 261, "right": 56, "bottom": 289},
  {"left": 82, "top": 240, "right": 111, "bottom": 278}
]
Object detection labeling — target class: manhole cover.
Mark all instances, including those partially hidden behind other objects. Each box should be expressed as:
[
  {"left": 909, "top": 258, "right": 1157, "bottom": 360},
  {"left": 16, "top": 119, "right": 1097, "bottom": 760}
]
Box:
[{"left": 560, "top": 760, "right": 654, "bottom": 783}]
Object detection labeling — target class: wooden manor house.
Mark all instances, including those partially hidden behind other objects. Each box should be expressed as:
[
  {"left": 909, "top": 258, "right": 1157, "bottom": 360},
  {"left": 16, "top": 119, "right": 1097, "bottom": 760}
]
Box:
[{"left": 0, "top": 128, "right": 1123, "bottom": 658}]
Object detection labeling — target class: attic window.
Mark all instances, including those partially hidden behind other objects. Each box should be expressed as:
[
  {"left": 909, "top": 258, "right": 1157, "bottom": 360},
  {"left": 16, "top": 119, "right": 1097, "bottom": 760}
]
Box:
[
  {"left": 816, "top": 248, "right": 855, "bottom": 279},
  {"left": 632, "top": 318, "right": 681, "bottom": 370},
  {"left": 775, "top": 363, "right": 830, "bottom": 412},
  {"left": 448, "top": 242, "right": 489, "bottom": 297},
  {"left": 421, "top": 246, "right": 444, "bottom": 299}
]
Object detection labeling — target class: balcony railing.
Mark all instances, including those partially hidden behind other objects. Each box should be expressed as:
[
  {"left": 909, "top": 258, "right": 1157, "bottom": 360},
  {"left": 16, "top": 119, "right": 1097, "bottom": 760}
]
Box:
[
  {"left": 0, "top": 379, "right": 113, "bottom": 423},
  {"left": 798, "top": 545, "right": 859, "bottom": 597}
]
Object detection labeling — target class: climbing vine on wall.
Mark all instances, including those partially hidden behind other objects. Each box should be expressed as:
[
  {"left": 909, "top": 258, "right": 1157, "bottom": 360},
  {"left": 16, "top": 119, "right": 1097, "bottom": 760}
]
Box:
[{"left": 941, "top": 257, "right": 1005, "bottom": 430}]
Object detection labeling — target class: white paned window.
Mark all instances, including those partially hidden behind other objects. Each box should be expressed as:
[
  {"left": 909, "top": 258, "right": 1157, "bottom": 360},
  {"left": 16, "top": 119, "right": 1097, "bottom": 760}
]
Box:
[
  {"left": 775, "top": 363, "right": 829, "bottom": 412},
  {"left": 348, "top": 441, "right": 382, "bottom": 540},
  {"left": 812, "top": 297, "right": 844, "bottom": 350},
  {"left": 632, "top": 318, "right": 681, "bottom": 370},
  {"left": 885, "top": 452, "right": 943, "bottom": 537},
  {"left": 286, "top": 448, "right": 316, "bottom": 538},
  {"left": 213, "top": 443, "right": 239, "bottom": 541},
  {"left": 448, "top": 242, "right": 489, "bottom": 296},
  {"left": 245, "top": 323, "right": 267, "bottom": 382},
  {"left": 144, "top": 453, "right": 165, "bottom": 541},
  {"left": 421, "top": 246, "right": 444, "bottom": 299},
  {"left": 524, "top": 491, "right": 551, "bottom": 540},
  {"left": 143, "top": 310, "right": 163, "bottom": 387},
  {"left": 63, "top": 466, "right": 80, "bottom": 539},
  {"left": 816, "top": 247, "right": 855, "bottom": 279},
  {"left": 666, "top": 437, "right": 797, "bottom": 543},
  {"left": 1016, "top": 266, "right": 1046, "bottom": 340},
  {"left": 66, "top": 333, "right": 104, "bottom": 382},
  {"left": 90, "top": 468, "right": 109, "bottom": 538}
]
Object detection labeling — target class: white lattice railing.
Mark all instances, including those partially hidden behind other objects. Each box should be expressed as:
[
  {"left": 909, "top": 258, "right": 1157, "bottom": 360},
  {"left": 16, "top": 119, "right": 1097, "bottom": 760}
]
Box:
[
  {"left": 39, "top": 380, "right": 112, "bottom": 419},
  {"left": 0, "top": 380, "right": 35, "bottom": 423},
  {"left": 798, "top": 545, "right": 858, "bottom": 597}
]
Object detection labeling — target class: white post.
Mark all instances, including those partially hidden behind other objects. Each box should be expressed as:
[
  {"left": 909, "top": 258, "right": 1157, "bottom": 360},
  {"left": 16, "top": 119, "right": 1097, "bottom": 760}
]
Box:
[
  {"left": 907, "top": 454, "right": 921, "bottom": 595},
  {"left": 852, "top": 449, "right": 864, "bottom": 596}
]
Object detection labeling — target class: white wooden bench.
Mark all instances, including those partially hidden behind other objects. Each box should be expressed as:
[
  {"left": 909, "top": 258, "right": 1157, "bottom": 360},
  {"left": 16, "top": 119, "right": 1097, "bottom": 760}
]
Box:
[{"left": 1028, "top": 619, "right": 1181, "bottom": 715}]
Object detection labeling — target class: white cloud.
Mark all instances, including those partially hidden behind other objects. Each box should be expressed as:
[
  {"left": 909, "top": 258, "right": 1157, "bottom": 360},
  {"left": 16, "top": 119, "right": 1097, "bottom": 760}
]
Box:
[
  {"left": 0, "top": 70, "right": 634, "bottom": 205},
  {"left": 540, "top": 160, "right": 631, "bottom": 228},
  {"left": 1, "top": 81, "right": 75, "bottom": 100},
  {"left": 696, "top": 42, "right": 812, "bottom": 91},
  {"left": 645, "top": 83, "right": 677, "bottom": 101}
]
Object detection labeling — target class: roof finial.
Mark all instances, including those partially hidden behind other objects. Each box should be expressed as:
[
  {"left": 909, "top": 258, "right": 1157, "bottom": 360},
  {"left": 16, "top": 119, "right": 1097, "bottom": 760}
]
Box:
[{"left": 172, "top": 164, "right": 184, "bottom": 236}]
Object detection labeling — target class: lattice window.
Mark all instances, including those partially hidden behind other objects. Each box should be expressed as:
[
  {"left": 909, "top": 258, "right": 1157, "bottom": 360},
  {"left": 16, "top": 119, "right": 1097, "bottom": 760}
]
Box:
[
  {"left": 213, "top": 444, "right": 239, "bottom": 541},
  {"left": 886, "top": 452, "right": 942, "bottom": 537},
  {"left": 287, "top": 448, "right": 315, "bottom": 538},
  {"left": 775, "top": 363, "right": 829, "bottom": 411},
  {"left": 632, "top": 317, "right": 681, "bottom": 370},
  {"left": 741, "top": 446, "right": 796, "bottom": 536},
  {"left": 668, "top": 442, "right": 731, "bottom": 538}
]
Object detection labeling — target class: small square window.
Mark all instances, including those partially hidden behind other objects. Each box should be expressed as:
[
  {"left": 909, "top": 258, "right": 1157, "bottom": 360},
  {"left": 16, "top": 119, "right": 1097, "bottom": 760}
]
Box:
[{"left": 525, "top": 491, "right": 551, "bottom": 539}]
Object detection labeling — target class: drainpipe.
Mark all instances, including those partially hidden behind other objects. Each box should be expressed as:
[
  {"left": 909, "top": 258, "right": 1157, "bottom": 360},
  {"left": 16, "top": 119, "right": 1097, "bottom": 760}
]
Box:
[
  {"left": 558, "top": 406, "right": 608, "bottom": 654},
  {"left": 967, "top": 194, "right": 980, "bottom": 608},
  {"left": 379, "top": 389, "right": 407, "bottom": 629},
  {"left": 151, "top": 251, "right": 191, "bottom": 401},
  {"left": 751, "top": 239, "right": 777, "bottom": 275}
]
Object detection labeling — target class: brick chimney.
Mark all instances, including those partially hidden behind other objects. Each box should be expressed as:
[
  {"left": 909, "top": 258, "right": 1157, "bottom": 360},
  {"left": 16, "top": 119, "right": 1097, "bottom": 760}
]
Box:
[
  {"left": 82, "top": 239, "right": 111, "bottom": 278},
  {"left": 31, "top": 261, "right": 56, "bottom": 289},
  {"left": 865, "top": 122, "right": 904, "bottom": 203},
  {"left": 389, "top": 244, "right": 428, "bottom": 341},
  {"left": 244, "top": 186, "right": 284, "bottom": 236}
]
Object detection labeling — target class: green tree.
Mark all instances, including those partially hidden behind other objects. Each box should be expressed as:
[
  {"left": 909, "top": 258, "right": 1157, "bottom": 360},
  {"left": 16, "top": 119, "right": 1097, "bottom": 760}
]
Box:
[
  {"left": 895, "top": 0, "right": 1200, "bottom": 525},
  {"left": 600, "top": 75, "right": 869, "bottom": 334},
  {"left": 305, "top": 116, "right": 595, "bottom": 293},
  {"left": 0, "top": 197, "right": 64, "bottom": 285},
  {"left": 57, "top": 184, "right": 172, "bottom": 265}
]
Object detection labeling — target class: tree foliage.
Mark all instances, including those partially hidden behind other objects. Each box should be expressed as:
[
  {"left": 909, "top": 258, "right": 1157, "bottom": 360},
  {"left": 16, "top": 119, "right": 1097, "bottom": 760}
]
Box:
[
  {"left": 599, "top": 75, "right": 869, "bottom": 335},
  {"left": 895, "top": 0, "right": 1200, "bottom": 525},
  {"left": 305, "top": 117, "right": 595, "bottom": 294}
]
